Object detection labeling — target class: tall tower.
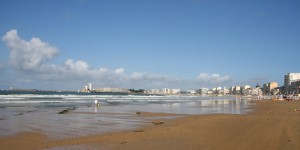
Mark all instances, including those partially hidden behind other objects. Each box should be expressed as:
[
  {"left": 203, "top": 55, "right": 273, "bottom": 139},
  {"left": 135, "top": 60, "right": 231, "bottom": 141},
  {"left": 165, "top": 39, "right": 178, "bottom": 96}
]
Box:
[{"left": 88, "top": 83, "right": 92, "bottom": 91}]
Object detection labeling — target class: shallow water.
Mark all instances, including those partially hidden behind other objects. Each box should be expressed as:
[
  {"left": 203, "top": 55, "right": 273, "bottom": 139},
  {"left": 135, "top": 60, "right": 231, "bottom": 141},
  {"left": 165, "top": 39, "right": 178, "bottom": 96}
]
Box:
[{"left": 0, "top": 93, "right": 253, "bottom": 138}]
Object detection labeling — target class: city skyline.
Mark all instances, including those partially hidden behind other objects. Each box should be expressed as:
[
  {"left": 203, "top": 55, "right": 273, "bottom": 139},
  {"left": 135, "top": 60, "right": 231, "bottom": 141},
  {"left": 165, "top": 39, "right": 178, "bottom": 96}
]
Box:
[{"left": 1, "top": 0, "right": 300, "bottom": 90}]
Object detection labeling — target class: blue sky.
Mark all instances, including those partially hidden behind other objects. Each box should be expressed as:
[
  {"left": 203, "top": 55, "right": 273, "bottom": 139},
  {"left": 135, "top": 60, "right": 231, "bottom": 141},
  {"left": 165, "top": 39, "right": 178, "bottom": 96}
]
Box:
[{"left": 0, "top": 0, "right": 300, "bottom": 90}]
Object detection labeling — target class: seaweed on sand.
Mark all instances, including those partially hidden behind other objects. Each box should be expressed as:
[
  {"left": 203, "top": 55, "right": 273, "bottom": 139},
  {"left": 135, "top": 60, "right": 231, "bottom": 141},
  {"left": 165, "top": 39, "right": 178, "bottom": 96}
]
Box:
[
  {"left": 58, "top": 107, "right": 76, "bottom": 114},
  {"left": 14, "top": 110, "right": 37, "bottom": 116},
  {"left": 152, "top": 120, "right": 165, "bottom": 125}
]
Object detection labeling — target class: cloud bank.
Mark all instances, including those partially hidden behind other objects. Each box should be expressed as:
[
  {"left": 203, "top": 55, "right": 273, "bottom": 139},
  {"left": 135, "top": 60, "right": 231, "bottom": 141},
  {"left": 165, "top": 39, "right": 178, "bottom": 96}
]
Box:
[
  {"left": 197, "top": 73, "right": 231, "bottom": 84},
  {"left": 2, "top": 29, "right": 59, "bottom": 71},
  {"left": 2, "top": 29, "right": 232, "bottom": 89}
]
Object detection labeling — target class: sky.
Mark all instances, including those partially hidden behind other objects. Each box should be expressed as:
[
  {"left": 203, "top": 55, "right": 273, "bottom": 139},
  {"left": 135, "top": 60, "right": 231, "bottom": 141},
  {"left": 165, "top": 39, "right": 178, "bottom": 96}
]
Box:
[{"left": 0, "top": 0, "right": 300, "bottom": 90}]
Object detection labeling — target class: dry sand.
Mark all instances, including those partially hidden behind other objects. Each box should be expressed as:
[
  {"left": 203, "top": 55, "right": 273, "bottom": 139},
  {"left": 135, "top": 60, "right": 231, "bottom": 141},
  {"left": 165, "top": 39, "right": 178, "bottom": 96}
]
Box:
[{"left": 1, "top": 100, "right": 300, "bottom": 150}]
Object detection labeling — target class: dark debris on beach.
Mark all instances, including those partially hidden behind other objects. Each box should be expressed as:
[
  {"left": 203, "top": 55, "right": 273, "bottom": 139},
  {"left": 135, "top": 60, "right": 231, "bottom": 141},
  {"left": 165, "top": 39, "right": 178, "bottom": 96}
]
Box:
[{"left": 58, "top": 107, "right": 76, "bottom": 114}]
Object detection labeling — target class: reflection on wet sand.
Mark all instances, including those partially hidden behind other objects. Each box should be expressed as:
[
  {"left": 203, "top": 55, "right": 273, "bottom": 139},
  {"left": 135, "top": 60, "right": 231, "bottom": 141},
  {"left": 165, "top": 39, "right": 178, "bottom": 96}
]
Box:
[{"left": 0, "top": 96, "right": 252, "bottom": 138}]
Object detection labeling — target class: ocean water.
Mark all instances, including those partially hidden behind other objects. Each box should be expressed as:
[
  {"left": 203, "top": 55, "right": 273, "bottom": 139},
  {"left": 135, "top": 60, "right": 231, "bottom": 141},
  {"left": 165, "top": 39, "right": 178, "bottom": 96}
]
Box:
[{"left": 0, "top": 91, "right": 253, "bottom": 138}]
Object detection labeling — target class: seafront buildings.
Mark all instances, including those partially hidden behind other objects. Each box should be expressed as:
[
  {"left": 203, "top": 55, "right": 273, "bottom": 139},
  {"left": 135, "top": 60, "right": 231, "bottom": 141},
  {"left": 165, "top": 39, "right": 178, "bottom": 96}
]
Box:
[
  {"left": 284, "top": 73, "right": 300, "bottom": 94},
  {"left": 196, "top": 73, "right": 300, "bottom": 96},
  {"left": 263, "top": 82, "right": 278, "bottom": 95},
  {"left": 80, "top": 73, "right": 300, "bottom": 96},
  {"left": 291, "top": 81, "right": 300, "bottom": 94}
]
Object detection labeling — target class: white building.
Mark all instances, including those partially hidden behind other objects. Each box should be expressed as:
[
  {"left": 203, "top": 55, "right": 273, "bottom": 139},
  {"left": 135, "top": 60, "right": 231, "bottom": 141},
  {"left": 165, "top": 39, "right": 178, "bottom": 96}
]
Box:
[
  {"left": 162, "top": 88, "right": 171, "bottom": 94},
  {"left": 223, "top": 87, "right": 230, "bottom": 95},
  {"left": 216, "top": 87, "right": 222, "bottom": 91},
  {"left": 196, "top": 88, "right": 209, "bottom": 95},
  {"left": 171, "top": 89, "right": 181, "bottom": 94},
  {"left": 241, "top": 85, "right": 251, "bottom": 95},
  {"left": 161, "top": 88, "right": 181, "bottom": 94},
  {"left": 149, "top": 89, "right": 160, "bottom": 94},
  {"left": 291, "top": 81, "right": 300, "bottom": 94},
  {"left": 252, "top": 87, "right": 262, "bottom": 96},
  {"left": 284, "top": 73, "right": 300, "bottom": 94},
  {"left": 88, "top": 83, "right": 92, "bottom": 91},
  {"left": 229, "top": 86, "right": 235, "bottom": 94},
  {"left": 94, "top": 87, "right": 128, "bottom": 93},
  {"left": 234, "top": 86, "right": 241, "bottom": 95},
  {"left": 186, "top": 90, "right": 196, "bottom": 94}
]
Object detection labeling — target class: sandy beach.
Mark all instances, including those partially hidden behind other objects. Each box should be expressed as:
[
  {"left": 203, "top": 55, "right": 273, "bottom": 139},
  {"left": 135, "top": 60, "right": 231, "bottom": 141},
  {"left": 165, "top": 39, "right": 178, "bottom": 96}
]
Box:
[{"left": 1, "top": 100, "right": 300, "bottom": 150}]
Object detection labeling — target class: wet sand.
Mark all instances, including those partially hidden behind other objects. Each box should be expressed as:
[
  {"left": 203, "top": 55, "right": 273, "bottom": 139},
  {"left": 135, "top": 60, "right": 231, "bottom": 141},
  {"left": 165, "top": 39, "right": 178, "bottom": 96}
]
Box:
[{"left": 1, "top": 100, "right": 300, "bottom": 150}]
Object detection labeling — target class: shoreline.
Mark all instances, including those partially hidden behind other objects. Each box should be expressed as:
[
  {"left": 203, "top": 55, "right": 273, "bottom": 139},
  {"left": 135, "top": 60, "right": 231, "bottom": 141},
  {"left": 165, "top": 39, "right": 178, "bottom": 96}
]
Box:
[{"left": 1, "top": 100, "right": 300, "bottom": 149}]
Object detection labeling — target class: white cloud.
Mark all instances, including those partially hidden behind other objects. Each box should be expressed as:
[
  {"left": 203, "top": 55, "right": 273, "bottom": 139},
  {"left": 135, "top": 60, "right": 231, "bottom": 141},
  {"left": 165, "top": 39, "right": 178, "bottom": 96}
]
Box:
[
  {"left": 2, "top": 29, "right": 234, "bottom": 89},
  {"left": 2, "top": 29, "right": 59, "bottom": 71},
  {"left": 115, "top": 68, "right": 125, "bottom": 74},
  {"left": 64, "top": 59, "right": 89, "bottom": 73},
  {"left": 130, "top": 72, "right": 168, "bottom": 82},
  {"left": 197, "top": 73, "right": 232, "bottom": 84},
  {"left": 131, "top": 72, "right": 143, "bottom": 80}
]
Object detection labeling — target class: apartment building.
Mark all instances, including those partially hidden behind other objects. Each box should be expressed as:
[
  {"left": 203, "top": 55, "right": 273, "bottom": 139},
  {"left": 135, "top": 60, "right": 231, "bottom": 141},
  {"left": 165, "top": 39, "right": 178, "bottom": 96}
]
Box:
[{"left": 284, "top": 73, "right": 300, "bottom": 94}]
